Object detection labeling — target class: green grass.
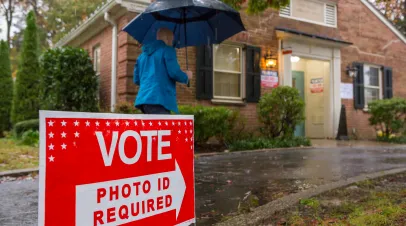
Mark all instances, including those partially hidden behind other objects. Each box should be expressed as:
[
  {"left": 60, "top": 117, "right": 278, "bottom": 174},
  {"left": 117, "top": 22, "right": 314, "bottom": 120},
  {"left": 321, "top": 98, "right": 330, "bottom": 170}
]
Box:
[{"left": 0, "top": 138, "right": 39, "bottom": 172}]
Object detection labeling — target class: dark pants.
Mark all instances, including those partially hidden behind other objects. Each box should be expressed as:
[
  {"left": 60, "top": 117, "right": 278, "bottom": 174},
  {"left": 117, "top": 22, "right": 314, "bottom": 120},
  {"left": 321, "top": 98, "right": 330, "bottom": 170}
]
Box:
[{"left": 139, "top": 104, "right": 170, "bottom": 114}]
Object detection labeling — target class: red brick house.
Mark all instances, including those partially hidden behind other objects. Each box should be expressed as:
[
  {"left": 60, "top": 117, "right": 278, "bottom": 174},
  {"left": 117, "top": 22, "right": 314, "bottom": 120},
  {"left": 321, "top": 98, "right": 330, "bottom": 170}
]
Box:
[{"left": 55, "top": 0, "right": 406, "bottom": 139}]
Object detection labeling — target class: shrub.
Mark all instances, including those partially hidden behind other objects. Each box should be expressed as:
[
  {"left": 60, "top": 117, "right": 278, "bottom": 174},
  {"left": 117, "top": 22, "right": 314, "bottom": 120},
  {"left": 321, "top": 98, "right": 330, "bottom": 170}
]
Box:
[
  {"left": 20, "top": 130, "right": 39, "bottom": 147},
  {"left": 257, "top": 86, "right": 305, "bottom": 138},
  {"left": 368, "top": 98, "right": 406, "bottom": 138},
  {"left": 0, "top": 40, "right": 13, "bottom": 136},
  {"left": 13, "top": 119, "right": 39, "bottom": 138},
  {"left": 229, "top": 136, "right": 311, "bottom": 151},
  {"left": 12, "top": 11, "right": 41, "bottom": 124},
  {"left": 178, "top": 105, "right": 238, "bottom": 144},
  {"left": 39, "top": 46, "right": 99, "bottom": 112},
  {"left": 114, "top": 102, "right": 142, "bottom": 114}
]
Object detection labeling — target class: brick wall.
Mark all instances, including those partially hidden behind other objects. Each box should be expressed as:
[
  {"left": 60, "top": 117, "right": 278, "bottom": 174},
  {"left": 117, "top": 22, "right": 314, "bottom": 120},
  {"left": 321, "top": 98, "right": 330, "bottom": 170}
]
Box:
[
  {"left": 81, "top": 24, "right": 113, "bottom": 111},
  {"left": 338, "top": 0, "right": 406, "bottom": 139},
  {"left": 86, "top": 0, "right": 406, "bottom": 139}
]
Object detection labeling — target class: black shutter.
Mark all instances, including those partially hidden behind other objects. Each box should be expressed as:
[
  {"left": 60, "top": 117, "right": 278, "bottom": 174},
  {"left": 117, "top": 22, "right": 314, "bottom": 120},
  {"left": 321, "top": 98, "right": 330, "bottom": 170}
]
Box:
[
  {"left": 353, "top": 62, "right": 364, "bottom": 109},
  {"left": 245, "top": 45, "right": 261, "bottom": 103},
  {"left": 196, "top": 45, "right": 213, "bottom": 100},
  {"left": 383, "top": 67, "right": 393, "bottom": 99}
]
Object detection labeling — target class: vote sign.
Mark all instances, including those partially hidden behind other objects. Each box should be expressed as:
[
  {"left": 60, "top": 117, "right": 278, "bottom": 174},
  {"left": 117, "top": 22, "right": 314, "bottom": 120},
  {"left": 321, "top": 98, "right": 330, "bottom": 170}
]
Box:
[{"left": 38, "top": 111, "right": 195, "bottom": 226}]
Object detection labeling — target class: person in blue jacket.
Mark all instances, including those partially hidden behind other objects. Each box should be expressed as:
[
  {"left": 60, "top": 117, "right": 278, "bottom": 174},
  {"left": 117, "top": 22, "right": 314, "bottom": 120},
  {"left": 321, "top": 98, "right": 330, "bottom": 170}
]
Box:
[{"left": 133, "top": 27, "right": 193, "bottom": 114}]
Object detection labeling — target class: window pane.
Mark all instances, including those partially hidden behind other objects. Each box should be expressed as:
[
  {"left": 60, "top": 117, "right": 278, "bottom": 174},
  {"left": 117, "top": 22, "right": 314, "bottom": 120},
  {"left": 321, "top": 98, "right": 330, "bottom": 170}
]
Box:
[
  {"left": 365, "top": 88, "right": 379, "bottom": 105},
  {"left": 214, "top": 72, "right": 241, "bottom": 97},
  {"left": 364, "top": 66, "right": 379, "bottom": 86},
  {"left": 214, "top": 45, "right": 241, "bottom": 72}
]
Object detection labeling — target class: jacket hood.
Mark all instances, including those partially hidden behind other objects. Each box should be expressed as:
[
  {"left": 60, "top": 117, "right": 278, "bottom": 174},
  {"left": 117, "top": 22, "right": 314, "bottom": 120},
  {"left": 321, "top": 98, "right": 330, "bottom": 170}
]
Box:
[{"left": 142, "top": 40, "right": 167, "bottom": 55}]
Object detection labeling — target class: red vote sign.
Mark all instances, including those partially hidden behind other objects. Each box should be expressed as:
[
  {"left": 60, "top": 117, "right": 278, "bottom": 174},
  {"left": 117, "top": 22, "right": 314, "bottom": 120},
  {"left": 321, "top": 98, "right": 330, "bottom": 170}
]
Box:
[{"left": 38, "top": 111, "right": 195, "bottom": 226}]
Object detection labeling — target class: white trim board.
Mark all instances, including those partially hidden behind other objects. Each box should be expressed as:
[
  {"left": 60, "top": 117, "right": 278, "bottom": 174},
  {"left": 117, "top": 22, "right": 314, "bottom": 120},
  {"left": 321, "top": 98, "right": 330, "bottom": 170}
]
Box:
[{"left": 360, "top": 0, "right": 406, "bottom": 44}]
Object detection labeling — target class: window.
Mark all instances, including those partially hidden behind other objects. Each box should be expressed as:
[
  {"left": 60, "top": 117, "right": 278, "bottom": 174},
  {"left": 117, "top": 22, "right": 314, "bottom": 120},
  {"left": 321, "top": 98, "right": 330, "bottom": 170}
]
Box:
[
  {"left": 213, "top": 44, "right": 243, "bottom": 100},
  {"left": 93, "top": 46, "right": 101, "bottom": 75},
  {"left": 279, "top": 0, "right": 337, "bottom": 27},
  {"left": 363, "top": 64, "right": 382, "bottom": 107},
  {"left": 353, "top": 62, "right": 393, "bottom": 110},
  {"left": 196, "top": 44, "right": 261, "bottom": 103}
]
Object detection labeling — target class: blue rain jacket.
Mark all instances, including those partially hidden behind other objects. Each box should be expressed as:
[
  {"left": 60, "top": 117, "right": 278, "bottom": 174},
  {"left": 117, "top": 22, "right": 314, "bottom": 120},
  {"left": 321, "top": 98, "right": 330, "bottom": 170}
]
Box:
[{"left": 133, "top": 40, "right": 188, "bottom": 113}]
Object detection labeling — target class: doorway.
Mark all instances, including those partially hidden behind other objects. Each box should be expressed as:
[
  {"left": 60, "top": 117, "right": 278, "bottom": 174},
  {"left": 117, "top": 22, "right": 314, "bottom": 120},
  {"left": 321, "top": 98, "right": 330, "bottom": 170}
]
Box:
[{"left": 291, "top": 56, "right": 331, "bottom": 138}]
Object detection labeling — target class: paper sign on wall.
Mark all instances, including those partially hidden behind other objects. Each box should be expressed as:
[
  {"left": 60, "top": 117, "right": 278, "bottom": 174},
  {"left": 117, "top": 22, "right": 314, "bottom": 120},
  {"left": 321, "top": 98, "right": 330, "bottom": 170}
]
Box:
[
  {"left": 310, "top": 78, "right": 324, "bottom": 93},
  {"left": 261, "top": 70, "right": 279, "bottom": 88},
  {"left": 38, "top": 111, "right": 195, "bottom": 226},
  {"left": 340, "top": 83, "right": 353, "bottom": 99}
]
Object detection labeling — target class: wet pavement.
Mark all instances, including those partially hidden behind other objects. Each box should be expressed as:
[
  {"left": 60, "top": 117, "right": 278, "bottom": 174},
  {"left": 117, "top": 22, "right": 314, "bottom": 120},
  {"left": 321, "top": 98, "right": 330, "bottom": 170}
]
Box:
[{"left": 2, "top": 146, "right": 406, "bottom": 225}]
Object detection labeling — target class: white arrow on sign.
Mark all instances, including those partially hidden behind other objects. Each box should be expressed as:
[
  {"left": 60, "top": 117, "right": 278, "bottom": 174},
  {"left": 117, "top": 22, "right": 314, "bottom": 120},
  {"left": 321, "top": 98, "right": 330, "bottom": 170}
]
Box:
[{"left": 75, "top": 161, "right": 186, "bottom": 226}]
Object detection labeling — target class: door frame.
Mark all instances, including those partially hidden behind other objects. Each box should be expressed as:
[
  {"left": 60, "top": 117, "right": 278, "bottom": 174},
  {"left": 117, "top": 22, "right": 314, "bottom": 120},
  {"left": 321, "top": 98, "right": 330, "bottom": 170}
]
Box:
[{"left": 280, "top": 48, "right": 339, "bottom": 138}]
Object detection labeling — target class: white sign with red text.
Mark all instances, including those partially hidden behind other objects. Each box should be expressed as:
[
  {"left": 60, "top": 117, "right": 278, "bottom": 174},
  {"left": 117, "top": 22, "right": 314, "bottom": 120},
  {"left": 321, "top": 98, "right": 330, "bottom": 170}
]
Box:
[{"left": 38, "top": 111, "right": 195, "bottom": 226}]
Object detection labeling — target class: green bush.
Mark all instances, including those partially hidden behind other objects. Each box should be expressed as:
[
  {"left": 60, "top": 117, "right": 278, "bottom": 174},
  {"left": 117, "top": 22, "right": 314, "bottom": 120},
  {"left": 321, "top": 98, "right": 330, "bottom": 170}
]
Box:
[
  {"left": 178, "top": 105, "right": 239, "bottom": 144},
  {"left": 114, "top": 102, "right": 142, "bottom": 114},
  {"left": 12, "top": 11, "right": 41, "bottom": 124},
  {"left": 377, "top": 136, "right": 406, "bottom": 144},
  {"left": 257, "top": 86, "right": 305, "bottom": 138},
  {"left": 229, "top": 136, "right": 311, "bottom": 151},
  {"left": 0, "top": 40, "right": 13, "bottom": 136},
  {"left": 39, "top": 46, "right": 99, "bottom": 112},
  {"left": 369, "top": 98, "right": 406, "bottom": 138},
  {"left": 13, "top": 119, "right": 39, "bottom": 138},
  {"left": 19, "top": 130, "right": 39, "bottom": 147}
]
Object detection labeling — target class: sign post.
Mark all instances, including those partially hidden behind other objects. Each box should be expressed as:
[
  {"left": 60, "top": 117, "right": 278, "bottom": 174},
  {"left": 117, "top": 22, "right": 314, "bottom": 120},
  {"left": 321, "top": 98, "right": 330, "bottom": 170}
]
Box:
[{"left": 38, "top": 111, "right": 195, "bottom": 226}]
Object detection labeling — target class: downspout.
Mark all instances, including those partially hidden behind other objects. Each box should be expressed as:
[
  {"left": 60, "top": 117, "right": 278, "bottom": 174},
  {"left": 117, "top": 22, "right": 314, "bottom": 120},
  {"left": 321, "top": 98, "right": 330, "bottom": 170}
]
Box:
[{"left": 104, "top": 12, "right": 118, "bottom": 112}]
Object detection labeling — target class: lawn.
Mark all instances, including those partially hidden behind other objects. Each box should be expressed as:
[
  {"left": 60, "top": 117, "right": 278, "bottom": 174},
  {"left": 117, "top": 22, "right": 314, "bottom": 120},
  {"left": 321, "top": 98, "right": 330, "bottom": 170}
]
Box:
[
  {"left": 267, "top": 172, "right": 406, "bottom": 225},
  {"left": 0, "top": 138, "right": 39, "bottom": 172}
]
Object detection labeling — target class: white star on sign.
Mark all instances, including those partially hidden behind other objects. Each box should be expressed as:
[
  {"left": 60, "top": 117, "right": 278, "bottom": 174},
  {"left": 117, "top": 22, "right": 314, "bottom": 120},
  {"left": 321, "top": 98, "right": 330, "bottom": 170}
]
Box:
[
  {"left": 61, "top": 120, "right": 67, "bottom": 126},
  {"left": 125, "top": 121, "right": 129, "bottom": 126},
  {"left": 74, "top": 132, "right": 80, "bottom": 138},
  {"left": 142, "top": 121, "right": 145, "bottom": 126},
  {"left": 49, "top": 156, "right": 55, "bottom": 162},
  {"left": 184, "top": 122, "right": 187, "bottom": 126},
  {"left": 74, "top": 120, "right": 79, "bottom": 126},
  {"left": 61, "top": 132, "right": 67, "bottom": 138},
  {"left": 149, "top": 121, "right": 153, "bottom": 126},
  {"left": 48, "top": 121, "right": 54, "bottom": 127},
  {"left": 165, "top": 121, "right": 168, "bottom": 126},
  {"left": 191, "top": 145, "right": 193, "bottom": 150},
  {"left": 86, "top": 121, "right": 90, "bottom": 126},
  {"left": 190, "top": 130, "right": 193, "bottom": 134},
  {"left": 106, "top": 121, "right": 110, "bottom": 126},
  {"left": 134, "top": 121, "right": 138, "bottom": 126},
  {"left": 185, "top": 130, "right": 187, "bottom": 134},
  {"left": 158, "top": 121, "right": 162, "bottom": 126},
  {"left": 185, "top": 138, "right": 188, "bottom": 142},
  {"left": 178, "top": 130, "right": 181, "bottom": 134},
  {"left": 95, "top": 121, "right": 100, "bottom": 126},
  {"left": 191, "top": 137, "right": 193, "bottom": 141},
  {"left": 190, "top": 122, "right": 193, "bottom": 126},
  {"left": 115, "top": 121, "right": 119, "bottom": 126},
  {"left": 172, "top": 122, "right": 175, "bottom": 126},
  {"left": 48, "top": 144, "right": 54, "bottom": 150},
  {"left": 48, "top": 132, "right": 54, "bottom": 138},
  {"left": 178, "top": 122, "right": 181, "bottom": 126},
  {"left": 61, "top": 143, "right": 67, "bottom": 150}
]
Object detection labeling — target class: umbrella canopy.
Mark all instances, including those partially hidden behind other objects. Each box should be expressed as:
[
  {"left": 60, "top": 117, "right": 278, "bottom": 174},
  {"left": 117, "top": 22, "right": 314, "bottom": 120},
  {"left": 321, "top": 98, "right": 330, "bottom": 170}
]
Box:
[{"left": 123, "top": 0, "right": 246, "bottom": 48}]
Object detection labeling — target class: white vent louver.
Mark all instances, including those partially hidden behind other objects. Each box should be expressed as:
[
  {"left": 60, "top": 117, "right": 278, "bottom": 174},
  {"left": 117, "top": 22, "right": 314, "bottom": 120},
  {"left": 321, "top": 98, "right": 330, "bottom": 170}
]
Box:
[
  {"left": 280, "top": 5, "right": 291, "bottom": 17},
  {"left": 325, "top": 4, "right": 337, "bottom": 26}
]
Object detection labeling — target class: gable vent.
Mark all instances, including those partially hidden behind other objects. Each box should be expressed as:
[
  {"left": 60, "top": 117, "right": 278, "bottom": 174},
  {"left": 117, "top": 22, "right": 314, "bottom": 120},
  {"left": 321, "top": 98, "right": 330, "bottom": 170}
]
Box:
[
  {"left": 280, "top": 5, "right": 291, "bottom": 17},
  {"left": 325, "top": 4, "right": 337, "bottom": 26}
]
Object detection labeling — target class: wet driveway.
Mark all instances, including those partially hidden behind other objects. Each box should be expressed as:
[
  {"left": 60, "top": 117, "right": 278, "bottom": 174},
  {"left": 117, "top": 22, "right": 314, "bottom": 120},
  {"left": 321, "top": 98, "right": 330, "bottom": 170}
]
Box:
[{"left": 2, "top": 146, "right": 406, "bottom": 225}]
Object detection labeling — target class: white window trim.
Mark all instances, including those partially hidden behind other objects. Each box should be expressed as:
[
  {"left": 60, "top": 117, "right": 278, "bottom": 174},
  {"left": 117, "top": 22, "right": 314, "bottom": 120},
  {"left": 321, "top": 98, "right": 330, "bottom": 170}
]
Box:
[
  {"left": 279, "top": 0, "right": 337, "bottom": 28},
  {"left": 212, "top": 43, "right": 245, "bottom": 101},
  {"left": 93, "top": 46, "right": 101, "bottom": 76},
  {"left": 363, "top": 64, "right": 383, "bottom": 111}
]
